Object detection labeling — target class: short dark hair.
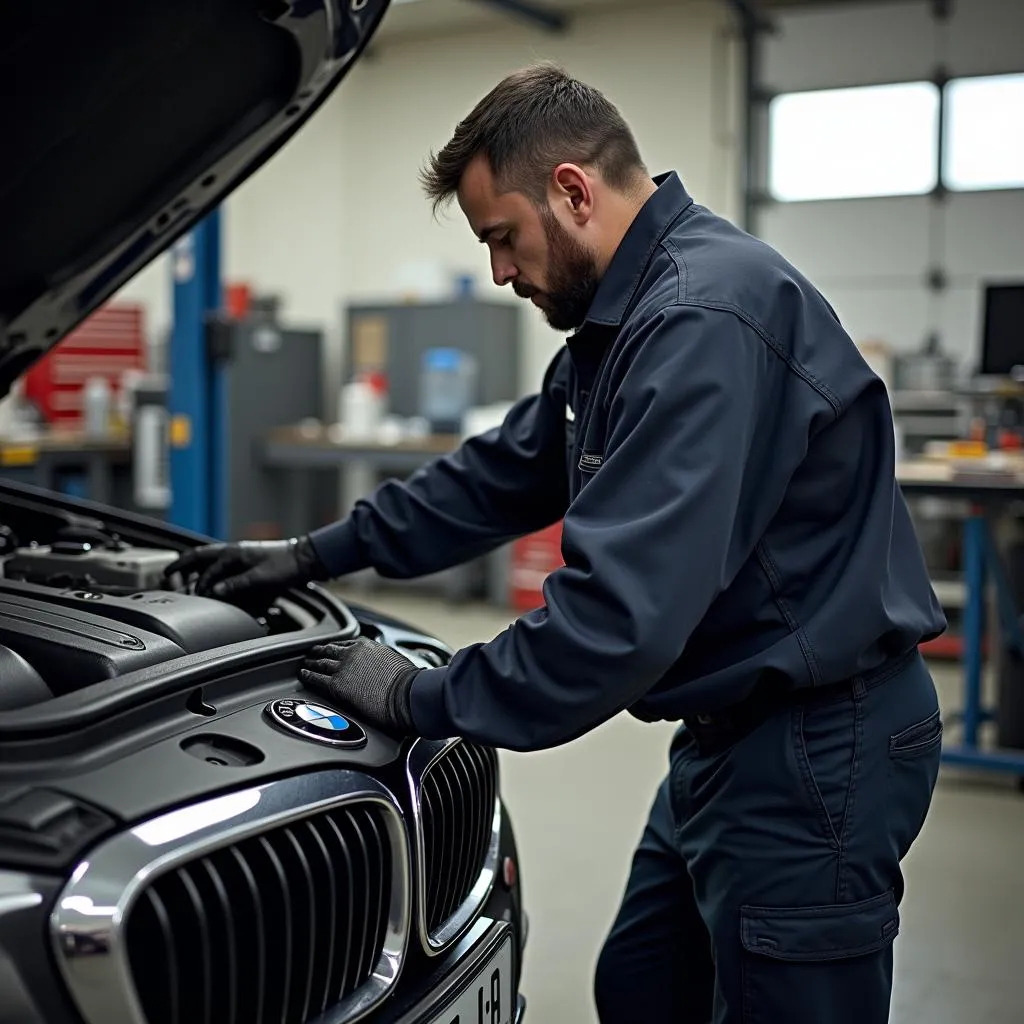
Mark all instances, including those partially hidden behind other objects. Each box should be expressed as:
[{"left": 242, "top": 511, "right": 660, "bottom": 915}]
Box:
[{"left": 419, "top": 62, "right": 647, "bottom": 216}]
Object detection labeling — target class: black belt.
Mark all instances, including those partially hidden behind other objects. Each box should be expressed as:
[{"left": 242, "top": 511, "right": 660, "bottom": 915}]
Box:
[{"left": 681, "top": 649, "right": 916, "bottom": 746}]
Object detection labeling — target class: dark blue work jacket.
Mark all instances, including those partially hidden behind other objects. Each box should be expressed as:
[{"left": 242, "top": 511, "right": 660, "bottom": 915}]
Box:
[{"left": 311, "top": 172, "right": 946, "bottom": 751}]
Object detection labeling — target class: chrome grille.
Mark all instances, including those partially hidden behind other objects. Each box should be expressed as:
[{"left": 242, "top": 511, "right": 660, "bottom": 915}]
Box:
[
  {"left": 52, "top": 772, "right": 410, "bottom": 1024},
  {"left": 411, "top": 740, "right": 500, "bottom": 953},
  {"left": 126, "top": 804, "right": 391, "bottom": 1024}
]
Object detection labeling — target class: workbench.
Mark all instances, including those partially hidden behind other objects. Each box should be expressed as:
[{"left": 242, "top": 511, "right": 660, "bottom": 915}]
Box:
[
  {"left": 263, "top": 424, "right": 459, "bottom": 468},
  {"left": 0, "top": 432, "right": 131, "bottom": 506},
  {"left": 898, "top": 458, "right": 1024, "bottom": 778},
  {"left": 262, "top": 424, "right": 460, "bottom": 534},
  {"left": 260, "top": 425, "right": 501, "bottom": 602}
]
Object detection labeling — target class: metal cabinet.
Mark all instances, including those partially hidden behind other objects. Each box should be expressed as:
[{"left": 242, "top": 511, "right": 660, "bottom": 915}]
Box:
[{"left": 342, "top": 300, "right": 522, "bottom": 417}]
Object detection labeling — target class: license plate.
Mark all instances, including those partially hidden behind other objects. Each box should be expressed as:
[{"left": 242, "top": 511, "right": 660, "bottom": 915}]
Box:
[{"left": 429, "top": 935, "right": 514, "bottom": 1024}]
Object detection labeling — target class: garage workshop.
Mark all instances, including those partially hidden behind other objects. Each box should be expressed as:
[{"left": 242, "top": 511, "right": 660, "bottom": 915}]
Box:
[{"left": 1, "top": 1, "right": 1023, "bottom": 1022}]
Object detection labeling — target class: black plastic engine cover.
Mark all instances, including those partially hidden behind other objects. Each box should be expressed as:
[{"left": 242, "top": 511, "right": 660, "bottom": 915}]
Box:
[
  {"left": 0, "top": 595, "right": 183, "bottom": 695},
  {"left": 0, "top": 645, "right": 51, "bottom": 710},
  {"left": 0, "top": 579, "right": 265, "bottom": 653}
]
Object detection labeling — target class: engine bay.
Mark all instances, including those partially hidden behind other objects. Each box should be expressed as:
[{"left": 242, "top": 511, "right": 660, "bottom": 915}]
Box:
[{"left": 0, "top": 491, "right": 342, "bottom": 712}]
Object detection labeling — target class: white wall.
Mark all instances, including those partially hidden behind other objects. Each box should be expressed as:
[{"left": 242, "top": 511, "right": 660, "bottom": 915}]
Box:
[
  {"left": 115, "top": 0, "right": 741, "bottom": 404},
  {"left": 111, "top": 83, "right": 352, "bottom": 403},
  {"left": 757, "top": 0, "right": 1024, "bottom": 370},
  {"left": 114, "top": 253, "right": 172, "bottom": 365}
]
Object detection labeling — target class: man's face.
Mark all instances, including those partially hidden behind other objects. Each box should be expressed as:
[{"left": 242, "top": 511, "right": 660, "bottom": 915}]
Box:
[{"left": 457, "top": 155, "right": 601, "bottom": 332}]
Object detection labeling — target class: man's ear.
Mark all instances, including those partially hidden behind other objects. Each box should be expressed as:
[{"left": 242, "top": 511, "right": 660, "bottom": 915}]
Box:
[{"left": 551, "top": 163, "right": 594, "bottom": 222}]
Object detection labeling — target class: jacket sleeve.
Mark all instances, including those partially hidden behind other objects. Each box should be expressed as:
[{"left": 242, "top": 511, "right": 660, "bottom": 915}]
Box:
[
  {"left": 409, "top": 304, "right": 787, "bottom": 751},
  {"left": 308, "top": 352, "right": 570, "bottom": 579}
]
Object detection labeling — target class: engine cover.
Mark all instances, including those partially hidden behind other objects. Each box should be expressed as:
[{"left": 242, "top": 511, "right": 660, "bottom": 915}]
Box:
[
  {"left": 0, "top": 594, "right": 184, "bottom": 696},
  {"left": 0, "top": 579, "right": 266, "bottom": 653},
  {"left": 0, "top": 643, "right": 51, "bottom": 709}
]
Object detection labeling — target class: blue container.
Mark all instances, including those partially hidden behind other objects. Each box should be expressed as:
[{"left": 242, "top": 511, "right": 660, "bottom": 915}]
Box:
[{"left": 419, "top": 348, "right": 479, "bottom": 434}]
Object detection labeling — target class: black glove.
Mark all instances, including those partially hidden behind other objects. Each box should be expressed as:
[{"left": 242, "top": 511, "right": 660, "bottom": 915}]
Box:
[
  {"left": 299, "top": 638, "right": 420, "bottom": 736},
  {"left": 164, "top": 536, "right": 331, "bottom": 602}
]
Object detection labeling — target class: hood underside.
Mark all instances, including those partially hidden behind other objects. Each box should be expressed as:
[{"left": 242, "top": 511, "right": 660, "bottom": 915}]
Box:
[{"left": 0, "top": 0, "right": 390, "bottom": 395}]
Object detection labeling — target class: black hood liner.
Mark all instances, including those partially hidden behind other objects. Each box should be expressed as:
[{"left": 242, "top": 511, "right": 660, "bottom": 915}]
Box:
[{"left": 0, "top": 0, "right": 390, "bottom": 394}]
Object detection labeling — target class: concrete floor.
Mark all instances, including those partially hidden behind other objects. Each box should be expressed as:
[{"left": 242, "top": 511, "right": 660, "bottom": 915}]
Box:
[{"left": 337, "top": 586, "right": 1024, "bottom": 1024}]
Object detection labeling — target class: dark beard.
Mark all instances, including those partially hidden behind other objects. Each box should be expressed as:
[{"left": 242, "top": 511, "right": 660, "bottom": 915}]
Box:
[{"left": 532, "top": 209, "right": 601, "bottom": 332}]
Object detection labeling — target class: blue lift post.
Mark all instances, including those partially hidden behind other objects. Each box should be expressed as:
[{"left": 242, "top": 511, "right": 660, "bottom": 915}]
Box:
[
  {"left": 168, "top": 210, "right": 227, "bottom": 540},
  {"left": 940, "top": 507, "right": 1024, "bottom": 775}
]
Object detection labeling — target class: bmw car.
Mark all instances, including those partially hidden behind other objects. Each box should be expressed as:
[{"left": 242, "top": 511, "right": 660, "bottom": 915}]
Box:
[{"left": 0, "top": 2, "right": 527, "bottom": 1022}]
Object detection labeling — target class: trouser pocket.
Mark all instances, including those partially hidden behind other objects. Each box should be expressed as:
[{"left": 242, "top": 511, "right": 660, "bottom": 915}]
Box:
[
  {"left": 793, "top": 694, "right": 858, "bottom": 848},
  {"left": 887, "top": 708, "right": 943, "bottom": 859},
  {"left": 890, "top": 708, "right": 943, "bottom": 759},
  {"left": 740, "top": 890, "right": 899, "bottom": 1024}
]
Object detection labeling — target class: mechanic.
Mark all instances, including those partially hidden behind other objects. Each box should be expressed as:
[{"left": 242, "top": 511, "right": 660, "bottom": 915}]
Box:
[{"left": 166, "top": 63, "right": 947, "bottom": 1024}]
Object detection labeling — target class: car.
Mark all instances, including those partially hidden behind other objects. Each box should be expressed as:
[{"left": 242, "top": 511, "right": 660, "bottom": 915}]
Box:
[{"left": 0, "top": 2, "right": 527, "bottom": 1023}]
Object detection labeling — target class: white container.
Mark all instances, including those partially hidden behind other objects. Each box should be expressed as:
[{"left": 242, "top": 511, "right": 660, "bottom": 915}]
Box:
[
  {"left": 0, "top": 388, "right": 19, "bottom": 438},
  {"left": 83, "top": 377, "right": 112, "bottom": 438},
  {"left": 0, "top": 380, "right": 41, "bottom": 441},
  {"left": 339, "top": 380, "right": 384, "bottom": 440}
]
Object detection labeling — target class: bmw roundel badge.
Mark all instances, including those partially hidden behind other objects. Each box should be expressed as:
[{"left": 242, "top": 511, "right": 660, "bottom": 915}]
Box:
[{"left": 265, "top": 699, "right": 368, "bottom": 748}]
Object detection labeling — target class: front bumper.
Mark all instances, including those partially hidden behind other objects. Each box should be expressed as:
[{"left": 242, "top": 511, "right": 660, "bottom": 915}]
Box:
[{"left": 387, "top": 918, "right": 524, "bottom": 1024}]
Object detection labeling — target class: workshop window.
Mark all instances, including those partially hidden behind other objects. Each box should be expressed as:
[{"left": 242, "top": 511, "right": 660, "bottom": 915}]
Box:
[
  {"left": 767, "top": 82, "right": 941, "bottom": 202},
  {"left": 943, "top": 73, "right": 1024, "bottom": 193}
]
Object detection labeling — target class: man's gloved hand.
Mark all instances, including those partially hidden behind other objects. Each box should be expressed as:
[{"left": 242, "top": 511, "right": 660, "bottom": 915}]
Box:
[
  {"left": 299, "top": 637, "right": 420, "bottom": 737},
  {"left": 164, "top": 536, "right": 331, "bottom": 602}
]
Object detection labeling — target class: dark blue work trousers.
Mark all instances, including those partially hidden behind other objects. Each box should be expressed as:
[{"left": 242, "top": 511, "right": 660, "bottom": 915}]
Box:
[{"left": 594, "top": 650, "right": 942, "bottom": 1024}]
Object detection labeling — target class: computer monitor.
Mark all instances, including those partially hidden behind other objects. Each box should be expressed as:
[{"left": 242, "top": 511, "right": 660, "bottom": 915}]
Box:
[{"left": 980, "top": 283, "right": 1024, "bottom": 377}]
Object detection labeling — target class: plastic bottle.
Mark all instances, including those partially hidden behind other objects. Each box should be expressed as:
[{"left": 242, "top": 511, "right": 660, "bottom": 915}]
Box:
[
  {"left": 419, "top": 348, "right": 479, "bottom": 434},
  {"left": 83, "top": 377, "right": 112, "bottom": 438}
]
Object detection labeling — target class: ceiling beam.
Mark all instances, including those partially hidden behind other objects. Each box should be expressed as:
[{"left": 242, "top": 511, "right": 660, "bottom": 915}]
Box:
[
  {"left": 726, "top": 0, "right": 774, "bottom": 33},
  {"left": 468, "top": 0, "right": 568, "bottom": 33}
]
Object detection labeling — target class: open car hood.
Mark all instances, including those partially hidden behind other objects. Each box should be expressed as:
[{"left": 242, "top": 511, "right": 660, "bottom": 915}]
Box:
[{"left": 0, "top": 0, "right": 390, "bottom": 396}]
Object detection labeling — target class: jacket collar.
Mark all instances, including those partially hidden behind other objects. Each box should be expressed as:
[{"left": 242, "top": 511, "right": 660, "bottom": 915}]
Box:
[{"left": 582, "top": 171, "right": 694, "bottom": 328}]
